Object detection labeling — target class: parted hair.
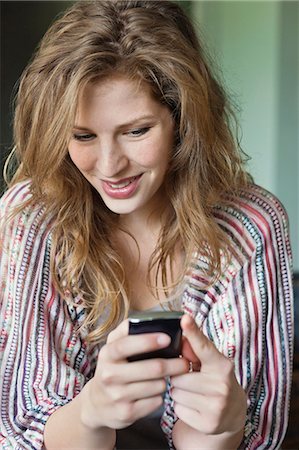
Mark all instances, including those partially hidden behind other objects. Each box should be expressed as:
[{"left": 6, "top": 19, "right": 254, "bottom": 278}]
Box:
[{"left": 6, "top": 0, "right": 249, "bottom": 342}]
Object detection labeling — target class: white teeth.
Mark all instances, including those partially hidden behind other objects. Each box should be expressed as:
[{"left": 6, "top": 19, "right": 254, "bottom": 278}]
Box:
[
  {"left": 109, "top": 176, "right": 136, "bottom": 189},
  {"left": 110, "top": 180, "right": 131, "bottom": 189}
]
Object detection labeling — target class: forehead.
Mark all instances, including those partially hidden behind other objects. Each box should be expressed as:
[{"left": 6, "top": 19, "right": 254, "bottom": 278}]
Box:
[
  {"left": 79, "top": 75, "right": 155, "bottom": 106},
  {"left": 75, "top": 75, "right": 169, "bottom": 126}
]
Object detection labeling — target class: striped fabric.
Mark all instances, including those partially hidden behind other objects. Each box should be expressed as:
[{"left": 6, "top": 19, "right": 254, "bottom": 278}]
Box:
[{"left": 0, "top": 181, "right": 293, "bottom": 449}]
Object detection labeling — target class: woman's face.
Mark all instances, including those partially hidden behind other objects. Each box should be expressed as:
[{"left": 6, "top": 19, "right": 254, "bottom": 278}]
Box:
[{"left": 68, "top": 75, "right": 175, "bottom": 219}]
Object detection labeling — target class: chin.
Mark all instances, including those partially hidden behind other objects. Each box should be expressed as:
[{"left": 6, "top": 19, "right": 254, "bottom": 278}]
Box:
[{"left": 102, "top": 200, "right": 141, "bottom": 216}]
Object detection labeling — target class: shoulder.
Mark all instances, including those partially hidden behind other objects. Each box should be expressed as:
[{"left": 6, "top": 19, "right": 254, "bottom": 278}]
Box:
[
  {"left": 0, "top": 179, "right": 49, "bottom": 224},
  {"left": 0, "top": 180, "right": 52, "bottom": 253},
  {"left": 184, "top": 184, "right": 292, "bottom": 317},
  {"left": 184, "top": 184, "right": 293, "bottom": 338},
  {"left": 0, "top": 180, "right": 32, "bottom": 215},
  {"left": 214, "top": 183, "right": 289, "bottom": 233},
  {"left": 213, "top": 183, "right": 292, "bottom": 263}
]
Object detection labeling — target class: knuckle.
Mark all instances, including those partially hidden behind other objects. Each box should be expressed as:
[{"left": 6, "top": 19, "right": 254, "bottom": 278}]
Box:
[
  {"left": 215, "top": 395, "right": 227, "bottom": 416},
  {"left": 218, "top": 380, "right": 230, "bottom": 398},
  {"left": 112, "top": 339, "right": 126, "bottom": 359},
  {"left": 100, "top": 338, "right": 126, "bottom": 361},
  {"left": 202, "top": 412, "right": 224, "bottom": 435},
  {"left": 99, "top": 366, "right": 116, "bottom": 385},
  {"left": 154, "top": 379, "right": 167, "bottom": 396},
  {"left": 221, "top": 358, "right": 234, "bottom": 376},
  {"left": 206, "top": 418, "right": 221, "bottom": 435},
  {"left": 110, "top": 387, "right": 124, "bottom": 402},
  {"left": 106, "top": 329, "right": 117, "bottom": 344},
  {"left": 118, "top": 402, "right": 134, "bottom": 423},
  {"left": 112, "top": 339, "right": 121, "bottom": 355},
  {"left": 151, "top": 359, "right": 166, "bottom": 377},
  {"left": 98, "top": 345, "right": 108, "bottom": 360},
  {"left": 160, "top": 378, "right": 167, "bottom": 392}
]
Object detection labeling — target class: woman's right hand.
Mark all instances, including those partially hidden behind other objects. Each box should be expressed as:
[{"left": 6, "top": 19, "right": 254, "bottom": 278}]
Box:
[{"left": 80, "top": 319, "right": 189, "bottom": 431}]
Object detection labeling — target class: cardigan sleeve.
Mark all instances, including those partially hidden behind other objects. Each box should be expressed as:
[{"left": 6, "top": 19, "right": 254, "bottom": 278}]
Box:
[
  {"left": 161, "top": 185, "right": 294, "bottom": 449},
  {"left": 225, "top": 192, "right": 293, "bottom": 449},
  {"left": 219, "top": 252, "right": 293, "bottom": 450},
  {"left": 0, "top": 183, "right": 97, "bottom": 450}
]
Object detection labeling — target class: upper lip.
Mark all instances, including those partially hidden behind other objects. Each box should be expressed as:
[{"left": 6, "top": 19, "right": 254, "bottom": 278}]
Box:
[{"left": 102, "top": 174, "right": 142, "bottom": 184}]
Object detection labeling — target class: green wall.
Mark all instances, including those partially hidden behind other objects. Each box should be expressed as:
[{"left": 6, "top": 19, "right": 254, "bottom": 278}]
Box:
[{"left": 192, "top": 0, "right": 299, "bottom": 271}]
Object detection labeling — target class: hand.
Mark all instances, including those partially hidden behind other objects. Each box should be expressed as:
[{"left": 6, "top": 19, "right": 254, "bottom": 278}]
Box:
[
  {"left": 81, "top": 319, "right": 189, "bottom": 431},
  {"left": 171, "top": 314, "right": 247, "bottom": 436}
]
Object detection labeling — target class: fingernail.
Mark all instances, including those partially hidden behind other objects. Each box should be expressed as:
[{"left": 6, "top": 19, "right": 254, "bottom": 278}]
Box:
[{"left": 157, "top": 334, "right": 171, "bottom": 346}]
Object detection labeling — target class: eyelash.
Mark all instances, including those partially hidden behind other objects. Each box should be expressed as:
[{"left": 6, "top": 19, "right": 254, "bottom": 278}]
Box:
[
  {"left": 126, "top": 127, "right": 151, "bottom": 137},
  {"left": 72, "top": 127, "right": 151, "bottom": 142},
  {"left": 73, "top": 133, "right": 96, "bottom": 142}
]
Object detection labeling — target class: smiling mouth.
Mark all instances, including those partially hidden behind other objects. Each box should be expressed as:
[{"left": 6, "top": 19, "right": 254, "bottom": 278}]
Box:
[
  {"left": 106, "top": 175, "right": 141, "bottom": 189},
  {"left": 101, "top": 174, "right": 143, "bottom": 199}
]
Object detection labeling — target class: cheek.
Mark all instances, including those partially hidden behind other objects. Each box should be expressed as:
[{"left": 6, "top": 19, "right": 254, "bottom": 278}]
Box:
[
  {"left": 68, "top": 145, "right": 97, "bottom": 172},
  {"left": 139, "top": 139, "right": 171, "bottom": 168}
]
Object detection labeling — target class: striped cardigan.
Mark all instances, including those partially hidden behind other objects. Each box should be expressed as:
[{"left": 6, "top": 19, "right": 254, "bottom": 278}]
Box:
[{"left": 0, "top": 181, "right": 293, "bottom": 449}]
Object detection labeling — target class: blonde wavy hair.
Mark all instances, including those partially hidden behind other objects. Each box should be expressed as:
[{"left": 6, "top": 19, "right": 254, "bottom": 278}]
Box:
[{"left": 5, "top": 0, "right": 249, "bottom": 343}]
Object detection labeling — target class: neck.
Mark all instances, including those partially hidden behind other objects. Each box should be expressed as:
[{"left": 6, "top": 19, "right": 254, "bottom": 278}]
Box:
[{"left": 118, "top": 204, "right": 172, "bottom": 240}]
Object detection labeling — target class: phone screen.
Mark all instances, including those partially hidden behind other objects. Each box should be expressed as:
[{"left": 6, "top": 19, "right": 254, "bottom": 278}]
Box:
[{"left": 128, "top": 311, "right": 183, "bottom": 362}]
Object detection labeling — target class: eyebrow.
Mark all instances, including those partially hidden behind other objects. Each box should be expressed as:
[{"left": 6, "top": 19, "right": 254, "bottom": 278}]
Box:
[{"left": 73, "top": 114, "right": 157, "bottom": 131}]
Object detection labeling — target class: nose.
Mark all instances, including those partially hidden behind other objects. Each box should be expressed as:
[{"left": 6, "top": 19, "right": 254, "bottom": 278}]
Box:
[{"left": 97, "top": 138, "right": 129, "bottom": 178}]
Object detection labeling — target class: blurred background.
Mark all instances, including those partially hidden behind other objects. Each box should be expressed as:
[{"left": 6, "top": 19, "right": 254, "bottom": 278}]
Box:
[{"left": 1, "top": 1, "right": 298, "bottom": 447}]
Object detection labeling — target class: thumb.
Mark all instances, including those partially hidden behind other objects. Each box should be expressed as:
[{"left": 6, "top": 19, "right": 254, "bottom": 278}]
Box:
[{"left": 180, "top": 314, "right": 223, "bottom": 368}]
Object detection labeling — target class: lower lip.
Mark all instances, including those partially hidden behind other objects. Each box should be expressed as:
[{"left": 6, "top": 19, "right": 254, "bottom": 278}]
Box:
[{"left": 101, "top": 175, "right": 143, "bottom": 199}]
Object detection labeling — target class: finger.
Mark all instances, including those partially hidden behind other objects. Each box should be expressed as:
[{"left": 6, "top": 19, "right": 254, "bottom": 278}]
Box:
[
  {"left": 109, "top": 378, "right": 167, "bottom": 402},
  {"left": 171, "top": 372, "right": 228, "bottom": 396},
  {"left": 173, "top": 401, "right": 231, "bottom": 436},
  {"left": 181, "top": 336, "right": 200, "bottom": 364},
  {"left": 99, "top": 357, "right": 188, "bottom": 385},
  {"left": 171, "top": 388, "right": 205, "bottom": 412},
  {"left": 171, "top": 372, "right": 207, "bottom": 394},
  {"left": 101, "top": 333, "right": 171, "bottom": 362},
  {"left": 173, "top": 402, "right": 202, "bottom": 432},
  {"left": 171, "top": 387, "right": 214, "bottom": 411},
  {"left": 173, "top": 387, "right": 247, "bottom": 434},
  {"left": 180, "top": 314, "right": 224, "bottom": 368},
  {"left": 174, "top": 402, "right": 216, "bottom": 434},
  {"left": 106, "top": 319, "right": 129, "bottom": 344}
]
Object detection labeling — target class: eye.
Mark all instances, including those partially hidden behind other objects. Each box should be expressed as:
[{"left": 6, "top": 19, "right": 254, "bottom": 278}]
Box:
[
  {"left": 126, "top": 127, "right": 151, "bottom": 137},
  {"left": 73, "top": 133, "right": 96, "bottom": 142}
]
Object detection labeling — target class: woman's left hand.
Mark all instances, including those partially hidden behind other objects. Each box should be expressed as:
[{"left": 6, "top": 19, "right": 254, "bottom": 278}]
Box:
[{"left": 170, "top": 314, "right": 247, "bottom": 436}]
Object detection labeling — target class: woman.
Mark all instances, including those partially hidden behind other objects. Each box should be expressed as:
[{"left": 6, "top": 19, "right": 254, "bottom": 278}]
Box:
[{"left": 0, "top": 1, "right": 293, "bottom": 449}]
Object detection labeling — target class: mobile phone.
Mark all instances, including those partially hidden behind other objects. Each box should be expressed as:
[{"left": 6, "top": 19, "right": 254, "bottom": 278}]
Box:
[{"left": 128, "top": 311, "right": 183, "bottom": 362}]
